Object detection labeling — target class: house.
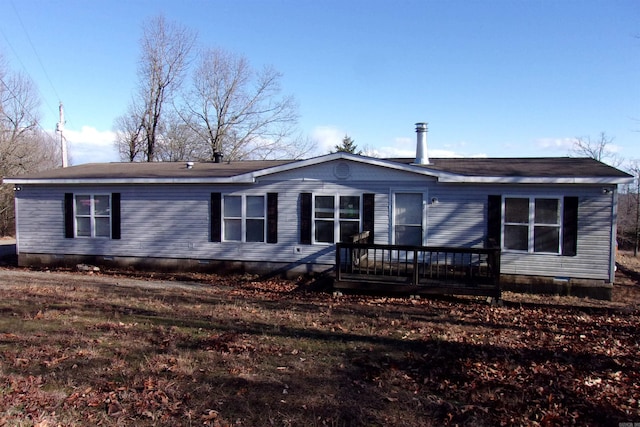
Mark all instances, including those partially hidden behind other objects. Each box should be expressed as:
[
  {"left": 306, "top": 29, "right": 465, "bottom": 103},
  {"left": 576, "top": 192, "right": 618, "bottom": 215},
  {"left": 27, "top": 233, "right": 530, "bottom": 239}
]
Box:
[{"left": 3, "top": 124, "right": 633, "bottom": 299}]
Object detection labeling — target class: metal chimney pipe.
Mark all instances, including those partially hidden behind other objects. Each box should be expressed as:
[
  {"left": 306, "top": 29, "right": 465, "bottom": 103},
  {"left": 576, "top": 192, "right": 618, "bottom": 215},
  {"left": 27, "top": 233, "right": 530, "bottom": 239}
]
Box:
[{"left": 415, "top": 122, "right": 429, "bottom": 165}]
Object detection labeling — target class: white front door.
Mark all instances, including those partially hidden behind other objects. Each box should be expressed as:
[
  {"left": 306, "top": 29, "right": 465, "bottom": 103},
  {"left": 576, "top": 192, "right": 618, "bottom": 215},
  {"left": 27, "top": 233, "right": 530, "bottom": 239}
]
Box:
[{"left": 393, "top": 192, "right": 424, "bottom": 246}]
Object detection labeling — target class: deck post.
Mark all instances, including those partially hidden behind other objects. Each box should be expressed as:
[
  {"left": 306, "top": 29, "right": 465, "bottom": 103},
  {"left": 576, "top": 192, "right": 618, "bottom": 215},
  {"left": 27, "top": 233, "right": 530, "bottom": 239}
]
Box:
[
  {"left": 412, "top": 248, "right": 419, "bottom": 286},
  {"left": 336, "top": 244, "right": 342, "bottom": 281}
]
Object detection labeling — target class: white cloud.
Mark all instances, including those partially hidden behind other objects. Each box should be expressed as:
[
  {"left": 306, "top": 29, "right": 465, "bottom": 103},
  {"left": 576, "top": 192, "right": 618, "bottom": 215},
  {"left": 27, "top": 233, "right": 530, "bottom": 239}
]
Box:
[
  {"left": 63, "top": 126, "right": 119, "bottom": 165},
  {"left": 536, "top": 136, "right": 626, "bottom": 159},
  {"left": 310, "top": 126, "right": 346, "bottom": 154},
  {"left": 310, "top": 127, "right": 485, "bottom": 159},
  {"left": 367, "top": 136, "right": 474, "bottom": 159},
  {"left": 534, "top": 137, "right": 575, "bottom": 153}
]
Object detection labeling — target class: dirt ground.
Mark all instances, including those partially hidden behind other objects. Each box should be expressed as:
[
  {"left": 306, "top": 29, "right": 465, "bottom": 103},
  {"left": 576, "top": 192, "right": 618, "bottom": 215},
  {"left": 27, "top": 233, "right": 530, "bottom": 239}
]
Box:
[
  {"left": 613, "top": 251, "right": 640, "bottom": 306},
  {"left": 0, "top": 253, "right": 637, "bottom": 426},
  {"left": 4, "top": 249, "right": 639, "bottom": 308}
]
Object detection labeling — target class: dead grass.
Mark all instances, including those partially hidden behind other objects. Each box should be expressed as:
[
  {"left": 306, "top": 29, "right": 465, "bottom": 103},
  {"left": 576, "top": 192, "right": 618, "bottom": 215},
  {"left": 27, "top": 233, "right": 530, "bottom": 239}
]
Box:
[{"left": 0, "top": 260, "right": 638, "bottom": 426}]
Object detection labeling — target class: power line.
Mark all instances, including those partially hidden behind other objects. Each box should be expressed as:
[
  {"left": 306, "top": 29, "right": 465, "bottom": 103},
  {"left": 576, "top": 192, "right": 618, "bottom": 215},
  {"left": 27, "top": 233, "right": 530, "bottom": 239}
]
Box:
[
  {"left": 9, "top": 0, "right": 61, "bottom": 103},
  {"left": 5, "top": 0, "right": 74, "bottom": 131},
  {"left": 0, "top": 25, "right": 58, "bottom": 123},
  {"left": 0, "top": 0, "right": 71, "bottom": 165}
]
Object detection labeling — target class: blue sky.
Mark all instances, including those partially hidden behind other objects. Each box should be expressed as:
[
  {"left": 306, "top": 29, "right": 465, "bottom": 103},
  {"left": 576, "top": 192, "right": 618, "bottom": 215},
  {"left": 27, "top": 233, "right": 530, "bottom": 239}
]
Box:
[{"left": 1, "top": 0, "right": 638, "bottom": 166}]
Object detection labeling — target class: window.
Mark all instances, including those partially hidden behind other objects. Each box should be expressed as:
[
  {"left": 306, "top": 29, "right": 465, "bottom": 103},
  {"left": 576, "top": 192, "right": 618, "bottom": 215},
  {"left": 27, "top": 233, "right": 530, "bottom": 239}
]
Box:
[
  {"left": 313, "top": 195, "right": 361, "bottom": 243},
  {"left": 503, "top": 197, "right": 561, "bottom": 253},
  {"left": 223, "top": 195, "right": 265, "bottom": 242},
  {"left": 65, "top": 193, "right": 120, "bottom": 239},
  {"left": 246, "top": 196, "right": 266, "bottom": 242},
  {"left": 74, "top": 194, "right": 111, "bottom": 238}
]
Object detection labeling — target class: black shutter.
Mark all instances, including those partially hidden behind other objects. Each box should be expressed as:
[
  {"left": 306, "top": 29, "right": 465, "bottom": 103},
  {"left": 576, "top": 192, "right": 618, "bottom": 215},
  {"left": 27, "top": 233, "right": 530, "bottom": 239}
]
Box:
[
  {"left": 562, "top": 196, "right": 578, "bottom": 256},
  {"left": 211, "top": 193, "right": 222, "bottom": 242},
  {"left": 267, "top": 193, "right": 278, "bottom": 244},
  {"left": 363, "top": 193, "right": 375, "bottom": 243},
  {"left": 111, "top": 193, "right": 121, "bottom": 240},
  {"left": 487, "top": 195, "right": 502, "bottom": 248},
  {"left": 64, "top": 193, "right": 74, "bottom": 238},
  {"left": 300, "top": 193, "right": 312, "bottom": 244}
]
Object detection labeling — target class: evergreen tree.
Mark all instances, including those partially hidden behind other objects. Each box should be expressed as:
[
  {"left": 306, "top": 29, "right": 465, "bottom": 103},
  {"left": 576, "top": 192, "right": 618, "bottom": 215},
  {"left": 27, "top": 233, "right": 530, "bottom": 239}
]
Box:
[{"left": 332, "top": 135, "right": 361, "bottom": 154}]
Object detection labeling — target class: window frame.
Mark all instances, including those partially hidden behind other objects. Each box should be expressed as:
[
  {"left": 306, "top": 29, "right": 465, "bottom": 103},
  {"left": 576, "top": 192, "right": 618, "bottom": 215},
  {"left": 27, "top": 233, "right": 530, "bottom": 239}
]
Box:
[
  {"left": 502, "top": 196, "right": 563, "bottom": 254},
  {"left": 74, "top": 194, "right": 112, "bottom": 239},
  {"left": 312, "top": 194, "right": 362, "bottom": 244},
  {"left": 222, "top": 194, "right": 266, "bottom": 243}
]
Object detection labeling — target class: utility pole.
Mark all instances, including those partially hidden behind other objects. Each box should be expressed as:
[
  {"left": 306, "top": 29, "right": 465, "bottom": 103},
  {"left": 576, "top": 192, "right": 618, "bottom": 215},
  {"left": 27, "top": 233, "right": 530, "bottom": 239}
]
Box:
[{"left": 56, "top": 102, "right": 68, "bottom": 167}]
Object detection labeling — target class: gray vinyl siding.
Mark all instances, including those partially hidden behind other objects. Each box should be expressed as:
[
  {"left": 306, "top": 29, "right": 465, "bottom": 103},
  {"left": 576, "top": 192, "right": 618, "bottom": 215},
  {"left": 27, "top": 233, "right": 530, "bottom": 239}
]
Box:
[
  {"left": 425, "top": 183, "right": 614, "bottom": 281},
  {"left": 14, "top": 162, "right": 616, "bottom": 282},
  {"left": 15, "top": 181, "right": 402, "bottom": 267},
  {"left": 260, "top": 159, "right": 432, "bottom": 183},
  {"left": 426, "top": 185, "right": 487, "bottom": 247},
  {"left": 499, "top": 191, "right": 614, "bottom": 281}
]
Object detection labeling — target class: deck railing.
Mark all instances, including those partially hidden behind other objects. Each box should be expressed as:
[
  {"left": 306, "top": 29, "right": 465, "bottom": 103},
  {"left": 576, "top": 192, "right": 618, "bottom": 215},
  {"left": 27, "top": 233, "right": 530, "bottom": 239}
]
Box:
[{"left": 335, "top": 240, "right": 501, "bottom": 298}]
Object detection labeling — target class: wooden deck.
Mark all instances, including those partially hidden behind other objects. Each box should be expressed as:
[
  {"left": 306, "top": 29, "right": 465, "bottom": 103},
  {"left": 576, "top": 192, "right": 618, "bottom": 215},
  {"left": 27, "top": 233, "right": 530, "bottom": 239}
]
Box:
[{"left": 335, "top": 236, "right": 501, "bottom": 299}]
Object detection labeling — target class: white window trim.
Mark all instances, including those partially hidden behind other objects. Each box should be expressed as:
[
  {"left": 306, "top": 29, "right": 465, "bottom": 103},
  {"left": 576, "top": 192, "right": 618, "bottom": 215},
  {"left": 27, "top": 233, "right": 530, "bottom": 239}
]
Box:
[
  {"left": 501, "top": 195, "right": 563, "bottom": 254},
  {"left": 74, "top": 194, "right": 112, "bottom": 239},
  {"left": 222, "top": 194, "right": 266, "bottom": 243},
  {"left": 312, "top": 193, "right": 362, "bottom": 245}
]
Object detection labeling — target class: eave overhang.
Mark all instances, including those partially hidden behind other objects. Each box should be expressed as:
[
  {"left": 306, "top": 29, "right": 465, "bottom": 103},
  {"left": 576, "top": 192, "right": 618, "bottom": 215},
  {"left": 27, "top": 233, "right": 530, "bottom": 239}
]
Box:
[
  {"left": 432, "top": 176, "right": 634, "bottom": 185},
  {"left": 2, "top": 152, "right": 634, "bottom": 186}
]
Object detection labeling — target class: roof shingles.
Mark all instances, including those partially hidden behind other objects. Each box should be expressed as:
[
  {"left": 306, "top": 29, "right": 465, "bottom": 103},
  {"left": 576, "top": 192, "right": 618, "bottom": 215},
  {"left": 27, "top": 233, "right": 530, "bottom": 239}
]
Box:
[{"left": 3, "top": 156, "right": 632, "bottom": 182}]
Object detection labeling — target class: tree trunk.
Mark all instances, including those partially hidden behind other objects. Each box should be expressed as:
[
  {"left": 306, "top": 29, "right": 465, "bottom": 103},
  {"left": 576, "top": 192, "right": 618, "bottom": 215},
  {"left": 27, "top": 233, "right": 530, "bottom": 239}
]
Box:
[
  {"left": 635, "top": 191, "right": 639, "bottom": 257},
  {"left": 635, "top": 180, "right": 640, "bottom": 257}
]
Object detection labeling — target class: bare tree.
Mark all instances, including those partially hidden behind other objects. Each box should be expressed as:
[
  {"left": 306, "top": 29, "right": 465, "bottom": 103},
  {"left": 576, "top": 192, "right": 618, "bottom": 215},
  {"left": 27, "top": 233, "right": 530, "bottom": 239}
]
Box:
[
  {"left": 115, "top": 15, "right": 195, "bottom": 162},
  {"left": 569, "top": 132, "right": 621, "bottom": 166},
  {"left": 619, "top": 161, "right": 640, "bottom": 256},
  {"left": 182, "top": 48, "right": 311, "bottom": 161},
  {"left": 114, "top": 102, "right": 144, "bottom": 162},
  {"left": 631, "top": 163, "right": 640, "bottom": 256},
  {"left": 155, "top": 111, "right": 207, "bottom": 161},
  {"left": 0, "top": 70, "right": 58, "bottom": 173},
  {"left": 116, "top": 20, "right": 313, "bottom": 163},
  {"left": 0, "top": 62, "right": 59, "bottom": 234}
]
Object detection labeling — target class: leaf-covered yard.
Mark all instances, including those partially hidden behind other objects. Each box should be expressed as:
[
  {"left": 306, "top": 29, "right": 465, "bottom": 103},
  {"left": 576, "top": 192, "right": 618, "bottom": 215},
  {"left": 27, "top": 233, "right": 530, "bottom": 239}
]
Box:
[{"left": 0, "top": 256, "right": 638, "bottom": 426}]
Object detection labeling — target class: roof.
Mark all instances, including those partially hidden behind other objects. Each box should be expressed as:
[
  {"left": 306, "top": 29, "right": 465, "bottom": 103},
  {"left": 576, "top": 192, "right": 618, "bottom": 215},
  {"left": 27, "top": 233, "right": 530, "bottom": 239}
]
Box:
[
  {"left": 3, "top": 153, "right": 633, "bottom": 185},
  {"left": 5, "top": 160, "right": 296, "bottom": 180},
  {"left": 390, "top": 157, "right": 632, "bottom": 178}
]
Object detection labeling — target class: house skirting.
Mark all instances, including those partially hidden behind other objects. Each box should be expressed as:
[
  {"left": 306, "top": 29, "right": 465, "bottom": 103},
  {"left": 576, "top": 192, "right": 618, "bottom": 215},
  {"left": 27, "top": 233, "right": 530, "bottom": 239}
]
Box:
[
  {"left": 500, "top": 274, "right": 612, "bottom": 300},
  {"left": 17, "top": 253, "right": 613, "bottom": 300},
  {"left": 17, "top": 253, "right": 333, "bottom": 279}
]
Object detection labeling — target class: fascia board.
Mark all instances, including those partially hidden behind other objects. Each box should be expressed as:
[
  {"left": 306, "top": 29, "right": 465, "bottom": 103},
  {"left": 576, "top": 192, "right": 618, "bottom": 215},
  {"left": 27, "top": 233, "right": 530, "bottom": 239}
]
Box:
[
  {"left": 8, "top": 175, "right": 630, "bottom": 186},
  {"left": 436, "top": 176, "right": 635, "bottom": 184},
  {"left": 3, "top": 176, "right": 256, "bottom": 185}
]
